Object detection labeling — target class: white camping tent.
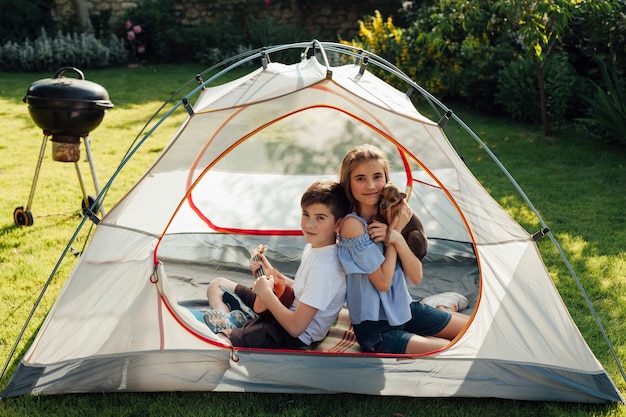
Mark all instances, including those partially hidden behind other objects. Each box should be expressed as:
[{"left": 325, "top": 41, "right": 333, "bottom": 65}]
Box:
[{"left": 2, "top": 41, "right": 623, "bottom": 403}]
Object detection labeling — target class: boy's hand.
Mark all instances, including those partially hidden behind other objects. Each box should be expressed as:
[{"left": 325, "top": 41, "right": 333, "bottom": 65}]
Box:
[
  {"left": 258, "top": 253, "right": 274, "bottom": 270},
  {"left": 249, "top": 259, "right": 263, "bottom": 277},
  {"left": 253, "top": 275, "right": 275, "bottom": 299},
  {"left": 250, "top": 253, "right": 276, "bottom": 276}
]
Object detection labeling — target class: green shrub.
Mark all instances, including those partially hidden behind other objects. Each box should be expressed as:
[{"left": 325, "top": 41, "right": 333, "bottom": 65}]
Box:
[
  {"left": 495, "top": 53, "right": 578, "bottom": 124},
  {"left": 346, "top": 0, "right": 625, "bottom": 136},
  {"left": 543, "top": 53, "right": 580, "bottom": 125},
  {"left": 247, "top": 13, "right": 308, "bottom": 48},
  {"left": 0, "top": 0, "right": 56, "bottom": 43},
  {"left": 124, "top": 0, "right": 309, "bottom": 65},
  {"left": 402, "top": 0, "right": 512, "bottom": 107},
  {"left": 564, "top": 1, "right": 626, "bottom": 85},
  {"left": 192, "top": 20, "right": 250, "bottom": 66},
  {"left": 122, "top": 0, "right": 180, "bottom": 63},
  {"left": 243, "top": 12, "right": 312, "bottom": 65},
  {"left": 340, "top": 11, "right": 410, "bottom": 89},
  {"left": 0, "top": 28, "right": 127, "bottom": 72},
  {"left": 345, "top": 4, "right": 514, "bottom": 110},
  {"left": 123, "top": 0, "right": 222, "bottom": 63},
  {"left": 577, "top": 61, "right": 626, "bottom": 145},
  {"left": 494, "top": 58, "right": 537, "bottom": 122}
]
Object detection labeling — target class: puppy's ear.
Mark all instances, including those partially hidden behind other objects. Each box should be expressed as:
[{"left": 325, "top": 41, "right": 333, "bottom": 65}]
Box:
[{"left": 401, "top": 191, "right": 407, "bottom": 200}]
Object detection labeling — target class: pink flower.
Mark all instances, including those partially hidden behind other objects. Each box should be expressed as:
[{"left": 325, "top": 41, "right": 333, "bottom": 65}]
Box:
[
  {"left": 265, "top": 0, "right": 270, "bottom": 4},
  {"left": 124, "top": 19, "right": 145, "bottom": 60}
]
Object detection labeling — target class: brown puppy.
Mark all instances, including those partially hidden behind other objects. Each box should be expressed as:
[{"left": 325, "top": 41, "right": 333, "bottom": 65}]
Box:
[{"left": 379, "top": 182, "right": 429, "bottom": 260}]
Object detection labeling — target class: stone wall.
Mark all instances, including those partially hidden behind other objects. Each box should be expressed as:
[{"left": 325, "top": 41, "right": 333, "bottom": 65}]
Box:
[{"left": 51, "top": 0, "right": 375, "bottom": 40}]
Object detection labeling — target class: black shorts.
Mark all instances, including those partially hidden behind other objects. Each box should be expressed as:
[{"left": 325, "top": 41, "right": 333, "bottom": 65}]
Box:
[{"left": 228, "top": 284, "right": 306, "bottom": 349}]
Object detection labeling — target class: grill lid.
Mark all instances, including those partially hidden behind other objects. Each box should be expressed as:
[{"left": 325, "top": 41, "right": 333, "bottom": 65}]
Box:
[
  {"left": 23, "top": 67, "right": 113, "bottom": 108},
  {"left": 23, "top": 67, "right": 114, "bottom": 136}
]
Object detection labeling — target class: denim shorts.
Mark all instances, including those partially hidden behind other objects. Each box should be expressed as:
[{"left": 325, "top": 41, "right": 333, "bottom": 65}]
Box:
[{"left": 353, "top": 302, "right": 452, "bottom": 354}]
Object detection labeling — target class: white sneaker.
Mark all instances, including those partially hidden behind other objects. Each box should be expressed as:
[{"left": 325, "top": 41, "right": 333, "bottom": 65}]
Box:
[{"left": 421, "top": 292, "right": 469, "bottom": 312}]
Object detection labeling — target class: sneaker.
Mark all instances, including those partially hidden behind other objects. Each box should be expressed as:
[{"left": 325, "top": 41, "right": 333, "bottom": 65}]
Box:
[
  {"left": 203, "top": 309, "right": 247, "bottom": 333},
  {"left": 421, "top": 292, "right": 469, "bottom": 312},
  {"left": 221, "top": 286, "right": 258, "bottom": 320}
]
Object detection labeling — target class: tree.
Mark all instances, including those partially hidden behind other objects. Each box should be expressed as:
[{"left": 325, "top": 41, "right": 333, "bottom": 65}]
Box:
[
  {"left": 71, "top": 0, "right": 92, "bottom": 32},
  {"left": 495, "top": 0, "right": 622, "bottom": 136},
  {"left": 495, "top": 0, "right": 578, "bottom": 135}
]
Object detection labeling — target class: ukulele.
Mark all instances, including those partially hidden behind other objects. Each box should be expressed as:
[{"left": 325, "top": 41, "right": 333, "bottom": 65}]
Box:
[{"left": 250, "top": 244, "right": 295, "bottom": 319}]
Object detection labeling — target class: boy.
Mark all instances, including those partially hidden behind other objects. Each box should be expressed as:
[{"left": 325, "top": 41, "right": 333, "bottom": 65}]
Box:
[{"left": 204, "top": 179, "right": 351, "bottom": 349}]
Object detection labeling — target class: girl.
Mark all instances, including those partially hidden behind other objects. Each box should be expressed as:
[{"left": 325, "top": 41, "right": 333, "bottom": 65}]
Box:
[{"left": 338, "top": 144, "right": 469, "bottom": 354}]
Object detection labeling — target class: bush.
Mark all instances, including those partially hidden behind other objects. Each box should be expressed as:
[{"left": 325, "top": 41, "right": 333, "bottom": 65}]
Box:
[
  {"left": 123, "top": 0, "right": 309, "bottom": 65},
  {"left": 543, "top": 53, "right": 581, "bottom": 125},
  {"left": 0, "top": 28, "right": 127, "bottom": 72},
  {"left": 340, "top": 11, "right": 410, "bottom": 89},
  {"left": 0, "top": 0, "right": 55, "bottom": 43},
  {"left": 192, "top": 20, "right": 250, "bottom": 66},
  {"left": 402, "top": 0, "right": 512, "bottom": 107},
  {"left": 123, "top": 0, "right": 206, "bottom": 63},
  {"left": 345, "top": 3, "right": 516, "bottom": 110},
  {"left": 494, "top": 58, "right": 537, "bottom": 122},
  {"left": 577, "top": 61, "right": 626, "bottom": 145},
  {"left": 495, "top": 53, "right": 578, "bottom": 125},
  {"left": 122, "top": 0, "right": 177, "bottom": 62},
  {"left": 345, "top": 0, "right": 625, "bottom": 139}
]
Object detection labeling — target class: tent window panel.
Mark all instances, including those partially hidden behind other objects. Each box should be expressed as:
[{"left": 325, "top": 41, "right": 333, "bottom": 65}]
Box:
[{"left": 207, "top": 107, "right": 402, "bottom": 175}]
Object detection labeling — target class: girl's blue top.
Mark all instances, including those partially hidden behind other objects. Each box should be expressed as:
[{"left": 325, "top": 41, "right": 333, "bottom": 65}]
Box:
[{"left": 337, "top": 213, "right": 411, "bottom": 326}]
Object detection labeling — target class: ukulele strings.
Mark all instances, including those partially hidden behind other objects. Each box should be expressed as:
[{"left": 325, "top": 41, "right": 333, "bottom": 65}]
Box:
[{"left": 252, "top": 253, "right": 267, "bottom": 278}]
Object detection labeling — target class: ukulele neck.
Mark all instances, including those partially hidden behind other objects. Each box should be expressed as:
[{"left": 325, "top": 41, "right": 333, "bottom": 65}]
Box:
[{"left": 252, "top": 254, "right": 267, "bottom": 278}]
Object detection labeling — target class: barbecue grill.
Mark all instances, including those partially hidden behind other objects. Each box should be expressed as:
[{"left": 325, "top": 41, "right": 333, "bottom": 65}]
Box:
[{"left": 14, "top": 67, "right": 113, "bottom": 226}]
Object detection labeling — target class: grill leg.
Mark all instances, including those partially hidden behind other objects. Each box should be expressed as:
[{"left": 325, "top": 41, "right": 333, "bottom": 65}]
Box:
[
  {"left": 82, "top": 136, "right": 105, "bottom": 216},
  {"left": 25, "top": 134, "right": 49, "bottom": 211},
  {"left": 74, "top": 161, "right": 90, "bottom": 211}
]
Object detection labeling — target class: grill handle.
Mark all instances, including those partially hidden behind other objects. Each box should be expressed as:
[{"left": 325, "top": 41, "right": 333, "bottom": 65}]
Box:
[{"left": 54, "top": 67, "right": 85, "bottom": 80}]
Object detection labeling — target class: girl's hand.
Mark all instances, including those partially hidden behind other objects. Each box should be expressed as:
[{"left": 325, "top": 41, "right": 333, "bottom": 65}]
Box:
[
  {"left": 368, "top": 220, "right": 388, "bottom": 244},
  {"left": 393, "top": 201, "right": 413, "bottom": 232},
  {"left": 386, "top": 228, "right": 406, "bottom": 247}
]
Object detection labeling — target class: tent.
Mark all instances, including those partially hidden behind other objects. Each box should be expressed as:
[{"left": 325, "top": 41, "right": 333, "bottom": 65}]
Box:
[{"left": 1, "top": 41, "right": 624, "bottom": 403}]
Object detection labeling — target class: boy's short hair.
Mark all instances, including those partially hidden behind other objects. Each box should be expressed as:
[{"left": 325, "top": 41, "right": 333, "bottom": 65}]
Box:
[{"left": 300, "top": 179, "right": 350, "bottom": 221}]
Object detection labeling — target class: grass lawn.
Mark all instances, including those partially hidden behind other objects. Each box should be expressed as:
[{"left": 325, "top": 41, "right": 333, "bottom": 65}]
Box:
[{"left": 0, "top": 62, "right": 625, "bottom": 416}]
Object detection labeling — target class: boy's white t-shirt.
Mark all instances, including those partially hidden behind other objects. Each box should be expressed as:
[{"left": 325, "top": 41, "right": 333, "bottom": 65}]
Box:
[{"left": 291, "top": 243, "right": 347, "bottom": 345}]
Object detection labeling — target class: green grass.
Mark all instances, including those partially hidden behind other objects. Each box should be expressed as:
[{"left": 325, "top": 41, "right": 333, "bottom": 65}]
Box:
[{"left": 0, "top": 64, "right": 625, "bottom": 416}]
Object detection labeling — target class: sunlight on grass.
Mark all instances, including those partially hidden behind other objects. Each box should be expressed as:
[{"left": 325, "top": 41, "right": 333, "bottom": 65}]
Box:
[
  {"left": 555, "top": 232, "right": 589, "bottom": 262},
  {"left": 497, "top": 195, "right": 541, "bottom": 230}
]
